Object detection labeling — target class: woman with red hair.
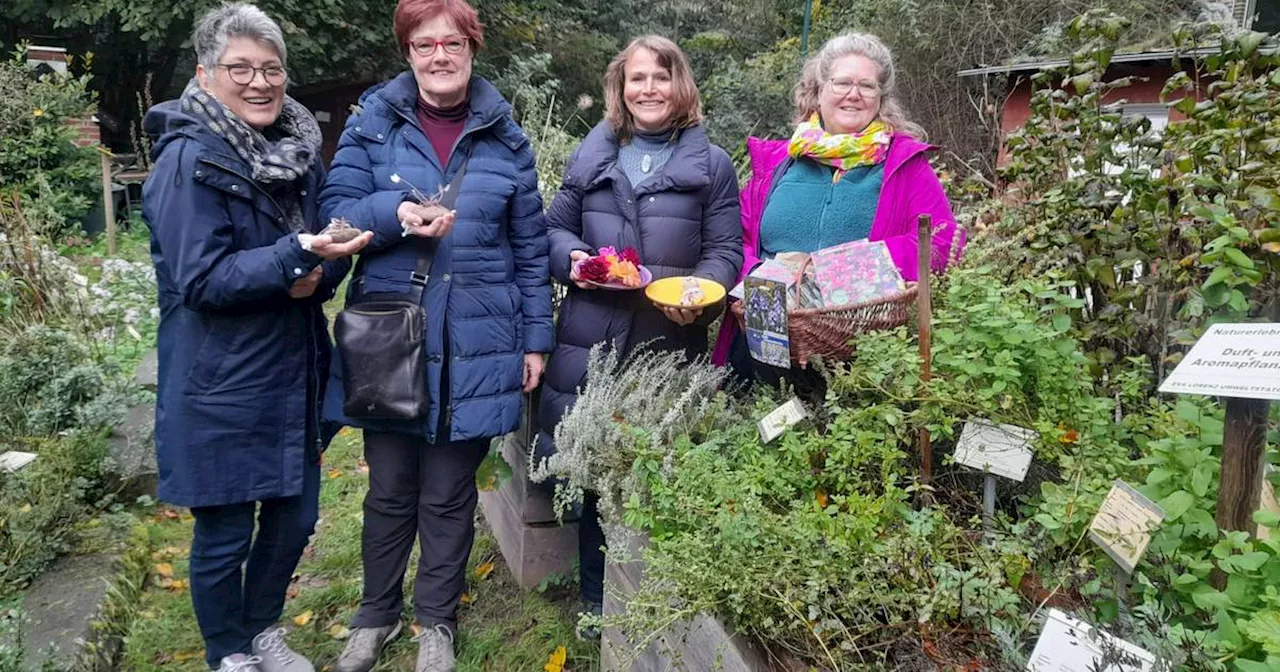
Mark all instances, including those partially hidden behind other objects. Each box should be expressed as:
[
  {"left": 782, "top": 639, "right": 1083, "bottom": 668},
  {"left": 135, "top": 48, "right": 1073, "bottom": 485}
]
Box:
[{"left": 321, "top": 0, "right": 553, "bottom": 670}]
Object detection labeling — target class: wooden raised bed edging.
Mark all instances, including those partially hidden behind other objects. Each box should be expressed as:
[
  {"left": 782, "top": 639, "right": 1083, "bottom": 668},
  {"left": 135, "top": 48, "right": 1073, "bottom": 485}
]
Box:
[
  {"left": 602, "top": 531, "right": 772, "bottom": 672},
  {"left": 477, "top": 388, "right": 580, "bottom": 589}
]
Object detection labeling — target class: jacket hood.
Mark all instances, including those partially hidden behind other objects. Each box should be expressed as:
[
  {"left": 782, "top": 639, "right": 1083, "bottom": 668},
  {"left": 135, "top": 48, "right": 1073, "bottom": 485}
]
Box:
[
  {"left": 143, "top": 100, "right": 207, "bottom": 162},
  {"left": 564, "top": 120, "right": 713, "bottom": 192}
]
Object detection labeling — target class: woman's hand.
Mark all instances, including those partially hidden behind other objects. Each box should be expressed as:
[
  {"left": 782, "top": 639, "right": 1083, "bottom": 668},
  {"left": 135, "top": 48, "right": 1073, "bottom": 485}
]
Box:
[
  {"left": 522, "top": 353, "right": 545, "bottom": 393},
  {"left": 301, "top": 231, "right": 373, "bottom": 259},
  {"left": 398, "top": 202, "right": 456, "bottom": 238},
  {"left": 658, "top": 305, "right": 703, "bottom": 326},
  {"left": 289, "top": 266, "right": 323, "bottom": 299},
  {"left": 567, "top": 250, "right": 595, "bottom": 290}
]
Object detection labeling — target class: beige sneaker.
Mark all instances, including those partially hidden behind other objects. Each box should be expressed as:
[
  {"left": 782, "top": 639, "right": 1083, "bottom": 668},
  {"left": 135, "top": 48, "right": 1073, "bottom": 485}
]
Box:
[
  {"left": 414, "top": 624, "right": 455, "bottom": 672},
  {"left": 251, "top": 628, "right": 314, "bottom": 672},
  {"left": 335, "top": 623, "right": 403, "bottom": 672}
]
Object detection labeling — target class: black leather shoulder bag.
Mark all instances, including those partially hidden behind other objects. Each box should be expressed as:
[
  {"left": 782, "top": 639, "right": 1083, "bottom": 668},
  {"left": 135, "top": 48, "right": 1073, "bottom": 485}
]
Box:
[{"left": 334, "top": 160, "right": 467, "bottom": 420}]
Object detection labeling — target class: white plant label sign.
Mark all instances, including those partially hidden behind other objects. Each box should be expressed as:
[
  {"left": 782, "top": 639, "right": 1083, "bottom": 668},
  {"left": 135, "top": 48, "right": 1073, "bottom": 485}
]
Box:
[
  {"left": 1027, "top": 608, "right": 1156, "bottom": 672},
  {"left": 1158, "top": 323, "right": 1280, "bottom": 400},
  {"left": 0, "top": 451, "right": 37, "bottom": 473},
  {"left": 758, "top": 398, "right": 807, "bottom": 444},
  {"left": 1088, "top": 480, "right": 1166, "bottom": 574},
  {"left": 954, "top": 419, "right": 1037, "bottom": 482}
]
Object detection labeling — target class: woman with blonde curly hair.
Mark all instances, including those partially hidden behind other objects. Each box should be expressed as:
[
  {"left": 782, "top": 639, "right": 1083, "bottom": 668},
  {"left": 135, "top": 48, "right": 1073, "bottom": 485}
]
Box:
[{"left": 712, "top": 32, "right": 963, "bottom": 377}]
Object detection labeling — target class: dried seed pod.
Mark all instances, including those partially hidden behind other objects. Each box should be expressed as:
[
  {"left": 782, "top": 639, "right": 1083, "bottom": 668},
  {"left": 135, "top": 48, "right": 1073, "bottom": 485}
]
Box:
[{"left": 319, "top": 217, "right": 363, "bottom": 243}]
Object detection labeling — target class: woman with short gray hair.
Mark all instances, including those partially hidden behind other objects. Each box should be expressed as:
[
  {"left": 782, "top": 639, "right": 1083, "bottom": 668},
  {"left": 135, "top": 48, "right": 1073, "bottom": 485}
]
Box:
[{"left": 142, "top": 3, "right": 369, "bottom": 672}]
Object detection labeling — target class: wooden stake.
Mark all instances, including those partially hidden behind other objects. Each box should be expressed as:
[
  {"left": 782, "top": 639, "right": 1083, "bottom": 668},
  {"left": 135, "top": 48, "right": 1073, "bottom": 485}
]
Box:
[
  {"left": 1216, "top": 396, "right": 1270, "bottom": 533},
  {"left": 99, "top": 149, "right": 116, "bottom": 256},
  {"left": 917, "top": 214, "right": 933, "bottom": 484},
  {"left": 1211, "top": 396, "right": 1270, "bottom": 589}
]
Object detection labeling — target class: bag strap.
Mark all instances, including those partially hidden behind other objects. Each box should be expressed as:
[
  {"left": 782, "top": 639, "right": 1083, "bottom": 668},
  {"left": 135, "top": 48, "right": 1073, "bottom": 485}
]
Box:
[{"left": 406, "top": 156, "right": 469, "bottom": 302}]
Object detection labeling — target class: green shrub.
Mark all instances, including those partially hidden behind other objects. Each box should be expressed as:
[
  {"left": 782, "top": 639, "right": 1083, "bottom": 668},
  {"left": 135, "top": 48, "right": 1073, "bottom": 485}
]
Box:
[
  {"left": 0, "top": 432, "right": 110, "bottom": 597},
  {"left": 0, "top": 325, "right": 128, "bottom": 439},
  {"left": 0, "top": 48, "right": 98, "bottom": 238}
]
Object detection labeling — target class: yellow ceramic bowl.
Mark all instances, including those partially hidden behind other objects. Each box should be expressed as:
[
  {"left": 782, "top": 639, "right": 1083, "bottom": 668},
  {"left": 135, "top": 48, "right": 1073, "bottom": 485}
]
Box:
[{"left": 645, "top": 276, "right": 726, "bottom": 309}]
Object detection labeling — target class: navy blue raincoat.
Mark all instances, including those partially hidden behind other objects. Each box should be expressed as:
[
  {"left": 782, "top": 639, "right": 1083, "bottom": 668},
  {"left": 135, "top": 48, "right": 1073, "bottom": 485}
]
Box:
[{"left": 143, "top": 101, "right": 344, "bottom": 508}]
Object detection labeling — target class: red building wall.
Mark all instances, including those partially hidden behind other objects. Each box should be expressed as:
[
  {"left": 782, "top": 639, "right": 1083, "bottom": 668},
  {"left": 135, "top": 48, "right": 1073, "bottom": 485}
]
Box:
[{"left": 996, "top": 61, "right": 1196, "bottom": 165}]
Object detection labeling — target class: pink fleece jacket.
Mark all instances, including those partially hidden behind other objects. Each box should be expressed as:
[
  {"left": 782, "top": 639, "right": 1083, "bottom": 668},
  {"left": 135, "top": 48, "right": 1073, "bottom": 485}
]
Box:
[{"left": 710, "top": 134, "right": 964, "bottom": 366}]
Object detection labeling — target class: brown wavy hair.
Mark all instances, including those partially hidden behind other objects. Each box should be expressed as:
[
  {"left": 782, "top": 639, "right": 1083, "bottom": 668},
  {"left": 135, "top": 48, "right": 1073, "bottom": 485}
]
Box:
[
  {"left": 792, "top": 32, "right": 926, "bottom": 140},
  {"left": 603, "top": 35, "right": 703, "bottom": 142}
]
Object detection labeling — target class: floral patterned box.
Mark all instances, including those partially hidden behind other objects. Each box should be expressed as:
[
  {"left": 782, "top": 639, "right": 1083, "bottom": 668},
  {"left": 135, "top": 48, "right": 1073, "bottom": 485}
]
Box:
[{"left": 808, "top": 240, "right": 904, "bottom": 307}]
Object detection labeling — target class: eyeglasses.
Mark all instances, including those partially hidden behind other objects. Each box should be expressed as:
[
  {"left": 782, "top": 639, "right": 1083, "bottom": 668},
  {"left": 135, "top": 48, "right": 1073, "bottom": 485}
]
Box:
[
  {"left": 218, "top": 63, "right": 288, "bottom": 86},
  {"left": 828, "top": 79, "right": 881, "bottom": 98},
  {"left": 408, "top": 36, "right": 469, "bottom": 57}
]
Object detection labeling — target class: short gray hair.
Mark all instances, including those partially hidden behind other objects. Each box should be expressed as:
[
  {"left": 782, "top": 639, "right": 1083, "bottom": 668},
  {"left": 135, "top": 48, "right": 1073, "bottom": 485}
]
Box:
[
  {"left": 192, "top": 3, "right": 287, "bottom": 71},
  {"left": 793, "top": 32, "right": 926, "bottom": 141}
]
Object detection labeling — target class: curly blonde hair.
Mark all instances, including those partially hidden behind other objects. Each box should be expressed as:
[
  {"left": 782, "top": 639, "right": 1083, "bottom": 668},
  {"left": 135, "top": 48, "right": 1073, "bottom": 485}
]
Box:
[{"left": 792, "top": 32, "right": 926, "bottom": 140}]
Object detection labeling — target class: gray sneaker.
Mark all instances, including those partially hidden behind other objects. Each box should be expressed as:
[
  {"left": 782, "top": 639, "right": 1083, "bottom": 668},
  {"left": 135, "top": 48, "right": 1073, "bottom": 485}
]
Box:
[
  {"left": 216, "top": 654, "right": 263, "bottom": 672},
  {"left": 414, "top": 624, "right": 456, "bottom": 672},
  {"left": 335, "top": 622, "right": 403, "bottom": 672},
  {"left": 251, "top": 628, "right": 315, "bottom": 672}
]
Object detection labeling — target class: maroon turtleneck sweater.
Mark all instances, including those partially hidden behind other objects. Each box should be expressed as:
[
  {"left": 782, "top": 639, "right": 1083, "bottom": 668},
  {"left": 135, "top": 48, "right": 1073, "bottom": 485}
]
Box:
[{"left": 415, "top": 96, "right": 467, "bottom": 166}]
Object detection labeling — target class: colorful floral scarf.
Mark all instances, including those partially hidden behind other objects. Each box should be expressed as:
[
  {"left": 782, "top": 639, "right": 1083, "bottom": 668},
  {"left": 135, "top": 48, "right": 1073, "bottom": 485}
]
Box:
[{"left": 787, "top": 113, "right": 891, "bottom": 183}]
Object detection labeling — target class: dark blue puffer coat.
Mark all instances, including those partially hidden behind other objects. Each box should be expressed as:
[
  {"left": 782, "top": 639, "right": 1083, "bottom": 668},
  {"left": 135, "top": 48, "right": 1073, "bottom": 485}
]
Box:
[
  {"left": 536, "top": 121, "right": 742, "bottom": 458},
  {"left": 319, "top": 73, "right": 553, "bottom": 444}
]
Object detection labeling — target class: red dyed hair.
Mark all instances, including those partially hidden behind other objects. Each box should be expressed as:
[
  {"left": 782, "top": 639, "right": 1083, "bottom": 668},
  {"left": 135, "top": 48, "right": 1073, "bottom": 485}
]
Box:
[{"left": 393, "top": 0, "right": 485, "bottom": 57}]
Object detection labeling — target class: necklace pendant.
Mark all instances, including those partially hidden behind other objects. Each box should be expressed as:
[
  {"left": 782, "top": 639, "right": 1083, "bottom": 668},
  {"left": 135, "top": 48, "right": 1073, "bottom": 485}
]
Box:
[{"left": 641, "top": 154, "right": 652, "bottom": 173}]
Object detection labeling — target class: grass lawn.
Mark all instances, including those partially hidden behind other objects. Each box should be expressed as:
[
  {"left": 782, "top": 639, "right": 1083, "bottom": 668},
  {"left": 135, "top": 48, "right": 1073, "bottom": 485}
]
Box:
[{"left": 120, "top": 429, "right": 599, "bottom": 671}]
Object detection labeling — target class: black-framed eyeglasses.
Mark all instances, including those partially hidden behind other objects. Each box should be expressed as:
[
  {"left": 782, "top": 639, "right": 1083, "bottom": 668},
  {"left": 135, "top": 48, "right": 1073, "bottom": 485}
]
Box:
[
  {"left": 218, "top": 63, "right": 288, "bottom": 86},
  {"left": 408, "top": 36, "right": 469, "bottom": 57},
  {"left": 828, "top": 78, "right": 881, "bottom": 98}
]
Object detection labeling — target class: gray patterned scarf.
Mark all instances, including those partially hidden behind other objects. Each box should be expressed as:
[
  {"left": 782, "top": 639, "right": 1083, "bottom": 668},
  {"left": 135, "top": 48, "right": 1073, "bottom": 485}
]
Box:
[{"left": 179, "top": 78, "right": 321, "bottom": 189}]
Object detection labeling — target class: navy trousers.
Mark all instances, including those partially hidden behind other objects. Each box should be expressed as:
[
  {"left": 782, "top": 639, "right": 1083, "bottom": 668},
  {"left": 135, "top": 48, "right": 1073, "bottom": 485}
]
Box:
[
  {"left": 189, "top": 444, "right": 320, "bottom": 669},
  {"left": 350, "top": 430, "right": 488, "bottom": 635}
]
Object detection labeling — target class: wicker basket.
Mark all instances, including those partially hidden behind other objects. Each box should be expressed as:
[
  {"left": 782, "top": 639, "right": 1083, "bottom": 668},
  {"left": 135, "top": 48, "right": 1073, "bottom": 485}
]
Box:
[{"left": 731, "top": 255, "right": 917, "bottom": 365}]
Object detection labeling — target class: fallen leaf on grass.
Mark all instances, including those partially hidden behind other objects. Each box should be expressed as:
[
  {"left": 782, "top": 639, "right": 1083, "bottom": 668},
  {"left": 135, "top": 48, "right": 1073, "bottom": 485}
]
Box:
[
  {"left": 18, "top": 504, "right": 31, "bottom": 514},
  {"left": 155, "top": 507, "right": 181, "bottom": 520},
  {"left": 328, "top": 624, "right": 351, "bottom": 640},
  {"left": 158, "top": 578, "right": 188, "bottom": 592},
  {"left": 544, "top": 645, "right": 567, "bottom": 672},
  {"left": 815, "top": 488, "right": 829, "bottom": 509},
  {"left": 327, "top": 468, "right": 343, "bottom": 480},
  {"left": 357, "top": 457, "right": 369, "bottom": 475},
  {"left": 459, "top": 592, "right": 474, "bottom": 605},
  {"left": 173, "top": 650, "right": 203, "bottom": 662},
  {"left": 474, "top": 561, "right": 495, "bottom": 580},
  {"left": 154, "top": 563, "right": 174, "bottom": 578},
  {"left": 409, "top": 623, "right": 423, "bottom": 638},
  {"left": 287, "top": 586, "right": 301, "bottom": 599},
  {"left": 294, "top": 610, "right": 314, "bottom": 627}
]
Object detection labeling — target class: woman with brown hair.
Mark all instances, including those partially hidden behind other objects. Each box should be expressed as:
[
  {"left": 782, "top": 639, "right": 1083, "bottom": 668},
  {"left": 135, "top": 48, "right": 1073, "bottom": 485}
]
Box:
[{"left": 535, "top": 34, "right": 742, "bottom": 632}]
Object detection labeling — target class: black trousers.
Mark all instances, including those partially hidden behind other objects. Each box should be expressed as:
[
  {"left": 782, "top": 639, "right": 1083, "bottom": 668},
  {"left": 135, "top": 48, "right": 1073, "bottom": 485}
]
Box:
[
  {"left": 351, "top": 430, "right": 488, "bottom": 635},
  {"left": 579, "top": 493, "right": 606, "bottom": 606}
]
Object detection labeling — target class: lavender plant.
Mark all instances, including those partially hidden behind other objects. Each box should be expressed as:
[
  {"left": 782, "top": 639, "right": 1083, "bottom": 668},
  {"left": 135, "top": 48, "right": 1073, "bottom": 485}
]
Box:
[{"left": 528, "top": 343, "right": 732, "bottom": 545}]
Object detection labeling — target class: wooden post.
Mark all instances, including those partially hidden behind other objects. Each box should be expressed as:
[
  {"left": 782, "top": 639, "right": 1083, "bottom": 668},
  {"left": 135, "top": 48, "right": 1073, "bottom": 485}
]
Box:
[
  {"left": 99, "top": 148, "right": 116, "bottom": 256},
  {"left": 1216, "top": 396, "right": 1271, "bottom": 533},
  {"left": 917, "top": 214, "right": 933, "bottom": 484}
]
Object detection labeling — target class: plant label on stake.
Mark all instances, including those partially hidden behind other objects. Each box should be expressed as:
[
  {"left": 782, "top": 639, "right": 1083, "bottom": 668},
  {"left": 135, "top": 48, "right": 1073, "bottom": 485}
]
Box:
[
  {"left": 1087, "top": 480, "right": 1165, "bottom": 574},
  {"left": 1026, "top": 608, "right": 1155, "bottom": 672},
  {"left": 1157, "top": 323, "right": 1280, "bottom": 400},
  {"left": 955, "top": 419, "right": 1037, "bottom": 529},
  {"left": 954, "top": 419, "right": 1037, "bottom": 482},
  {"left": 759, "top": 398, "right": 807, "bottom": 444},
  {"left": 1159, "top": 322, "right": 1276, "bottom": 546}
]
